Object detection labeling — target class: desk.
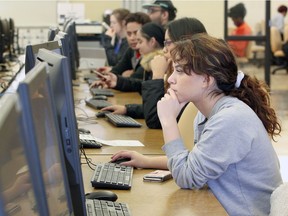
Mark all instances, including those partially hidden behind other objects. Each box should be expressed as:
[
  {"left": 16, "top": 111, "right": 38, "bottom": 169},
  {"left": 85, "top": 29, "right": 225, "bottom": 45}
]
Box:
[
  {"left": 73, "top": 80, "right": 165, "bottom": 155},
  {"left": 81, "top": 155, "right": 227, "bottom": 216}
]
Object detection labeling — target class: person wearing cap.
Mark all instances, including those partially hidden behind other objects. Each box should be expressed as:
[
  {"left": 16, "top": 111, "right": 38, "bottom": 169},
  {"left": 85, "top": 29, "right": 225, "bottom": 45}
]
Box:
[
  {"left": 270, "top": 5, "right": 288, "bottom": 40},
  {"left": 227, "top": 2, "right": 252, "bottom": 57},
  {"left": 142, "top": 0, "right": 177, "bottom": 29}
]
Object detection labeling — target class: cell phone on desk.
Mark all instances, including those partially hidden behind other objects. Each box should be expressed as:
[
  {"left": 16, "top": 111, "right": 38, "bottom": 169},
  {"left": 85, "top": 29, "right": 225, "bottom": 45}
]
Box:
[{"left": 143, "top": 170, "right": 172, "bottom": 182}]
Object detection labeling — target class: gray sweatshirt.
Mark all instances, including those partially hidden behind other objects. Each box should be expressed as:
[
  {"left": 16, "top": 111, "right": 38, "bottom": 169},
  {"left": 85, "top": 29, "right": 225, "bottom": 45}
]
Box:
[{"left": 162, "top": 96, "right": 283, "bottom": 215}]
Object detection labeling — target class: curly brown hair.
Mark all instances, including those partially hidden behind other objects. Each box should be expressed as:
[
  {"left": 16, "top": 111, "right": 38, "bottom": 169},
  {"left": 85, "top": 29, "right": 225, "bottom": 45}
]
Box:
[{"left": 171, "top": 33, "right": 281, "bottom": 141}]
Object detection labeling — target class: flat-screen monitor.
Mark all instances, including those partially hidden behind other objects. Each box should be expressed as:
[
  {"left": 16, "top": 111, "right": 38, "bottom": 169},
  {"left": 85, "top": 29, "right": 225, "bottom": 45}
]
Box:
[
  {"left": 24, "top": 40, "right": 61, "bottom": 73},
  {"left": 18, "top": 62, "right": 73, "bottom": 215},
  {"left": 63, "top": 19, "right": 79, "bottom": 80},
  {"left": 0, "top": 18, "right": 9, "bottom": 65},
  {"left": 47, "top": 26, "right": 60, "bottom": 41},
  {"left": 0, "top": 93, "right": 49, "bottom": 215},
  {"left": 36, "top": 49, "right": 86, "bottom": 216},
  {"left": 53, "top": 31, "right": 72, "bottom": 80}
]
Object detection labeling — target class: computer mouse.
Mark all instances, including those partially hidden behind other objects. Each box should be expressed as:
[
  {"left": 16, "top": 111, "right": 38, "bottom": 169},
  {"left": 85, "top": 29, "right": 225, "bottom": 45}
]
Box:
[
  {"left": 78, "top": 128, "right": 91, "bottom": 134},
  {"left": 110, "top": 157, "right": 131, "bottom": 164},
  {"left": 85, "top": 191, "right": 118, "bottom": 202},
  {"left": 96, "top": 110, "right": 111, "bottom": 118}
]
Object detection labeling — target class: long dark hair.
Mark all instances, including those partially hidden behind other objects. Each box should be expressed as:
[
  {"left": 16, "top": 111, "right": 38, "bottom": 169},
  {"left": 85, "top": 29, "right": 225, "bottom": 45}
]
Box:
[{"left": 171, "top": 33, "right": 281, "bottom": 140}]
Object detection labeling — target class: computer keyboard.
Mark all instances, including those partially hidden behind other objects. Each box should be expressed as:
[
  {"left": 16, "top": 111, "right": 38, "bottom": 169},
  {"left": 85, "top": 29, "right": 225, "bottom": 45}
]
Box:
[
  {"left": 105, "top": 113, "right": 142, "bottom": 128},
  {"left": 79, "top": 133, "right": 102, "bottom": 148},
  {"left": 91, "top": 163, "right": 133, "bottom": 190},
  {"left": 85, "top": 98, "right": 112, "bottom": 109},
  {"left": 90, "top": 88, "right": 114, "bottom": 97},
  {"left": 86, "top": 199, "right": 131, "bottom": 216}
]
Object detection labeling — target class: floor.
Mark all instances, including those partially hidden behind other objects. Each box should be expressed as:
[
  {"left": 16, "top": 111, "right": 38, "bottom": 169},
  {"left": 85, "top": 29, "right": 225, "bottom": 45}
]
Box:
[{"left": 240, "top": 63, "right": 288, "bottom": 182}]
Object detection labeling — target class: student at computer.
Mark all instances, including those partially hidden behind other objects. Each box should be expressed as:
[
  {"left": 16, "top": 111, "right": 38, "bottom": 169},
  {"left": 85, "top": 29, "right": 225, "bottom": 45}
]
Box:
[
  {"left": 91, "top": 22, "right": 165, "bottom": 93},
  {"left": 111, "top": 34, "right": 283, "bottom": 215},
  {"left": 99, "top": 17, "right": 207, "bottom": 128},
  {"left": 270, "top": 5, "right": 288, "bottom": 40},
  {"left": 101, "top": 8, "right": 130, "bottom": 66},
  {"left": 95, "top": 12, "right": 151, "bottom": 78}
]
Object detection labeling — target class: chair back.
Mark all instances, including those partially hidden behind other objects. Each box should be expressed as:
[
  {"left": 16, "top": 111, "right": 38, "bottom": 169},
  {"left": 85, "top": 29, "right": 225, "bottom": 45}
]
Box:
[
  {"left": 178, "top": 102, "right": 198, "bottom": 150},
  {"left": 283, "top": 25, "right": 288, "bottom": 43},
  {"left": 270, "top": 27, "right": 283, "bottom": 53},
  {"left": 269, "top": 182, "right": 288, "bottom": 216}
]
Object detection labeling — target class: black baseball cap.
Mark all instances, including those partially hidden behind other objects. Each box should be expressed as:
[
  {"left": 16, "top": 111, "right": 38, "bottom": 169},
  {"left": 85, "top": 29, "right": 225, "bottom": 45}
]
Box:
[{"left": 142, "top": 0, "right": 176, "bottom": 12}]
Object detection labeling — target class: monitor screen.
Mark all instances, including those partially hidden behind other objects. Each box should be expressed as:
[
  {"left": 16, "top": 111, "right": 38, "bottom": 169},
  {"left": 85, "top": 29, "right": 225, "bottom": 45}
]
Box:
[
  {"left": 18, "top": 62, "right": 73, "bottom": 215},
  {"left": 24, "top": 41, "right": 61, "bottom": 74},
  {"left": 63, "top": 20, "right": 79, "bottom": 80},
  {"left": 0, "top": 93, "right": 48, "bottom": 215},
  {"left": 47, "top": 26, "right": 60, "bottom": 41},
  {"left": 36, "top": 49, "right": 86, "bottom": 216}
]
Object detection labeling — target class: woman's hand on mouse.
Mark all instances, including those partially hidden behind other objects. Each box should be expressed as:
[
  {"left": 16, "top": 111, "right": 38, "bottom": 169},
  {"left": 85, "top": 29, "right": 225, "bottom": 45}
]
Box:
[{"left": 111, "top": 151, "right": 150, "bottom": 168}]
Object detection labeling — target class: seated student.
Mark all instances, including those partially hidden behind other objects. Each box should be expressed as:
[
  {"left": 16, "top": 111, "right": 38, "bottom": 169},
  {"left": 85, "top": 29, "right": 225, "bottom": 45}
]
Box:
[
  {"left": 270, "top": 5, "right": 288, "bottom": 40},
  {"left": 110, "top": 34, "right": 283, "bottom": 215},
  {"left": 227, "top": 3, "right": 252, "bottom": 57},
  {"left": 100, "top": 17, "right": 207, "bottom": 129},
  {"left": 142, "top": 0, "right": 177, "bottom": 29},
  {"left": 101, "top": 8, "right": 130, "bottom": 66},
  {"left": 91, "top": 22, "right": 165, "bottom": 93},
  {"left": 96, "top": 12, "right": 151, "bottom": 78}
]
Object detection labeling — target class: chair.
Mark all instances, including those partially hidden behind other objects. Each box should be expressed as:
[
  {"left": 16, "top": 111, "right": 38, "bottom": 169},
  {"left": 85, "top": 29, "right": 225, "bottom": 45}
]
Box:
[
  {"left": 178, "top": 102, "right": 198, "bottom": 150},
  {"left": 269, "top": 182, "right": 288, "bottom": 216},
  {"left": 270, "top": 26, "right": 288, "bottom": 74}
]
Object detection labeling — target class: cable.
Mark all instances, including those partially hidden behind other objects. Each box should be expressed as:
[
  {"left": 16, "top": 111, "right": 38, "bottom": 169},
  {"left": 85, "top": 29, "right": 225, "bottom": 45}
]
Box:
[{"left": 80, "top": 147, "right": 96, "bottom": 170}]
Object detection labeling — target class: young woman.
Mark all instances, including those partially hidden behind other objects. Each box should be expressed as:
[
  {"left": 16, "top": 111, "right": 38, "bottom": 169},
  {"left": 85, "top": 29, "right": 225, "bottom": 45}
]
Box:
[
  {"left": 101, "top": 8, "right": 130, "bottom": 66},
  {"left": 111, "top": 34, "right": 283, "bottom": 215}
]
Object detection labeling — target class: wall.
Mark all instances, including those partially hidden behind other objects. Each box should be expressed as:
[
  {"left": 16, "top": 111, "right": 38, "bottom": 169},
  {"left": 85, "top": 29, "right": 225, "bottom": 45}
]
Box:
[{"left": 0, "top": 0, "right": 287, "bottom": 38}]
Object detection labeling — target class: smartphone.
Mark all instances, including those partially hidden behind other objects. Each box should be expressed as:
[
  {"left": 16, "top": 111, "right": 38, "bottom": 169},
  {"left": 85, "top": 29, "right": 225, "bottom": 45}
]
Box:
[
  {"left": 91, "top": 69, "right": 107, "bottom": 80},
  {"left": 102, "top": 22, "right": 111, "bottom": 30}
]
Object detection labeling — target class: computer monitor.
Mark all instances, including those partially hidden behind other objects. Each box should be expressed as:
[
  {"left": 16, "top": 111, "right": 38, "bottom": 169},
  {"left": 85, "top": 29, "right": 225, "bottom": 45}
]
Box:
[
  {"left": 47, "top": 26, "right": 60, "bottom": 41},
  {"left": 24, "top": 40, "right": 61, "bottom": 73},
  {"left": 63, "top": 19, "right": 79, "bottom": 80},
  {"left": 18, "top": 62, "right": 73, "bottom": 215},
  {"left": 0, "top": 93, "right": 49, "bottom": 215},
  {"left": 0, "top": 18, "right": 9, "bottom": 65},
  {"left": 53, "top": 31, "right": 72, "bottom": 79},
  {"left": 36, "top": 49, "right": 86, "bottom": 216}
]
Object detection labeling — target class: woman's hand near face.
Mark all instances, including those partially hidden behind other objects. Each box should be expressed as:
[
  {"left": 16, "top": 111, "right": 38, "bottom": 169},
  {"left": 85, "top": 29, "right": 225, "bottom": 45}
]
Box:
[{"left": 150, "top": 55, "right": 171, "bottom": 79}]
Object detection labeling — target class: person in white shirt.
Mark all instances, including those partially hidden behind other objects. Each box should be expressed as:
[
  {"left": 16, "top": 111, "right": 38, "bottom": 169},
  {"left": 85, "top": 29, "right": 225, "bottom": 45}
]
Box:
[{"left": 270, "top": 5, "right": 287, "bottom": 40}]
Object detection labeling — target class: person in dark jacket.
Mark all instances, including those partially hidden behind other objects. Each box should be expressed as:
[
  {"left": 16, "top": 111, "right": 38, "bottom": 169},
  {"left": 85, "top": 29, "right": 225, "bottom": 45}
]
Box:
[
  {"left": 101, "top": 8, "right": 130, "bottom": 66},
  {"left": 94, "top": 12, "right": 151, "bottom": 78},
  {"left": 91, "top": 22, "right": 164, "bottom": 94},
  {"left": 99, "top": 18, "right": 207, "bottom": 129}
]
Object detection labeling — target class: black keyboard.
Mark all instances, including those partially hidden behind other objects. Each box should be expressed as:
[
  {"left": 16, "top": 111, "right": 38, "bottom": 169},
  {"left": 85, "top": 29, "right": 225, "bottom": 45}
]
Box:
[
  {"left": 91, "top": 163, "right": 133, "bottom": 190},
  {"left": 86, "top": 199, "right": 131, "bottom": 216},
  {"left": 85, "top": 99, "right": 112, "bottom": 109},
  {"left": 79, "top": 133, "right": 102, "bottom": 148},
  {"left": 90, "top": 88, "right": 114, "bottom": 97},
  {"left": 105, "top": 113, "right": 142, "bottom": 128}
]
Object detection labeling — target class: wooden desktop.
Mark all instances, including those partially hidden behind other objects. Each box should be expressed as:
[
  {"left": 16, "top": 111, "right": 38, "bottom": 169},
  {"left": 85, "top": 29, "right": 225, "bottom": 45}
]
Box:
[
  {"left": 81, "top": 155, "right": 227, "bottom": 216},
  {"left": 75, "top": 76, "right": 227, "bottom": 215}
]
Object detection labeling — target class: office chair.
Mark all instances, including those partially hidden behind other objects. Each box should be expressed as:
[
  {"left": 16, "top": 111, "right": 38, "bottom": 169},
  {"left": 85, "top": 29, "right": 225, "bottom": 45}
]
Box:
[
  {"left": 178, "top": 102, "right": 198, "bottom": 151},
  {"left": 270, "top": 26, "right": 288, "bottom": 74},
  {"left": 269, "top": 182, "right": 288, "bottom": 216}
]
